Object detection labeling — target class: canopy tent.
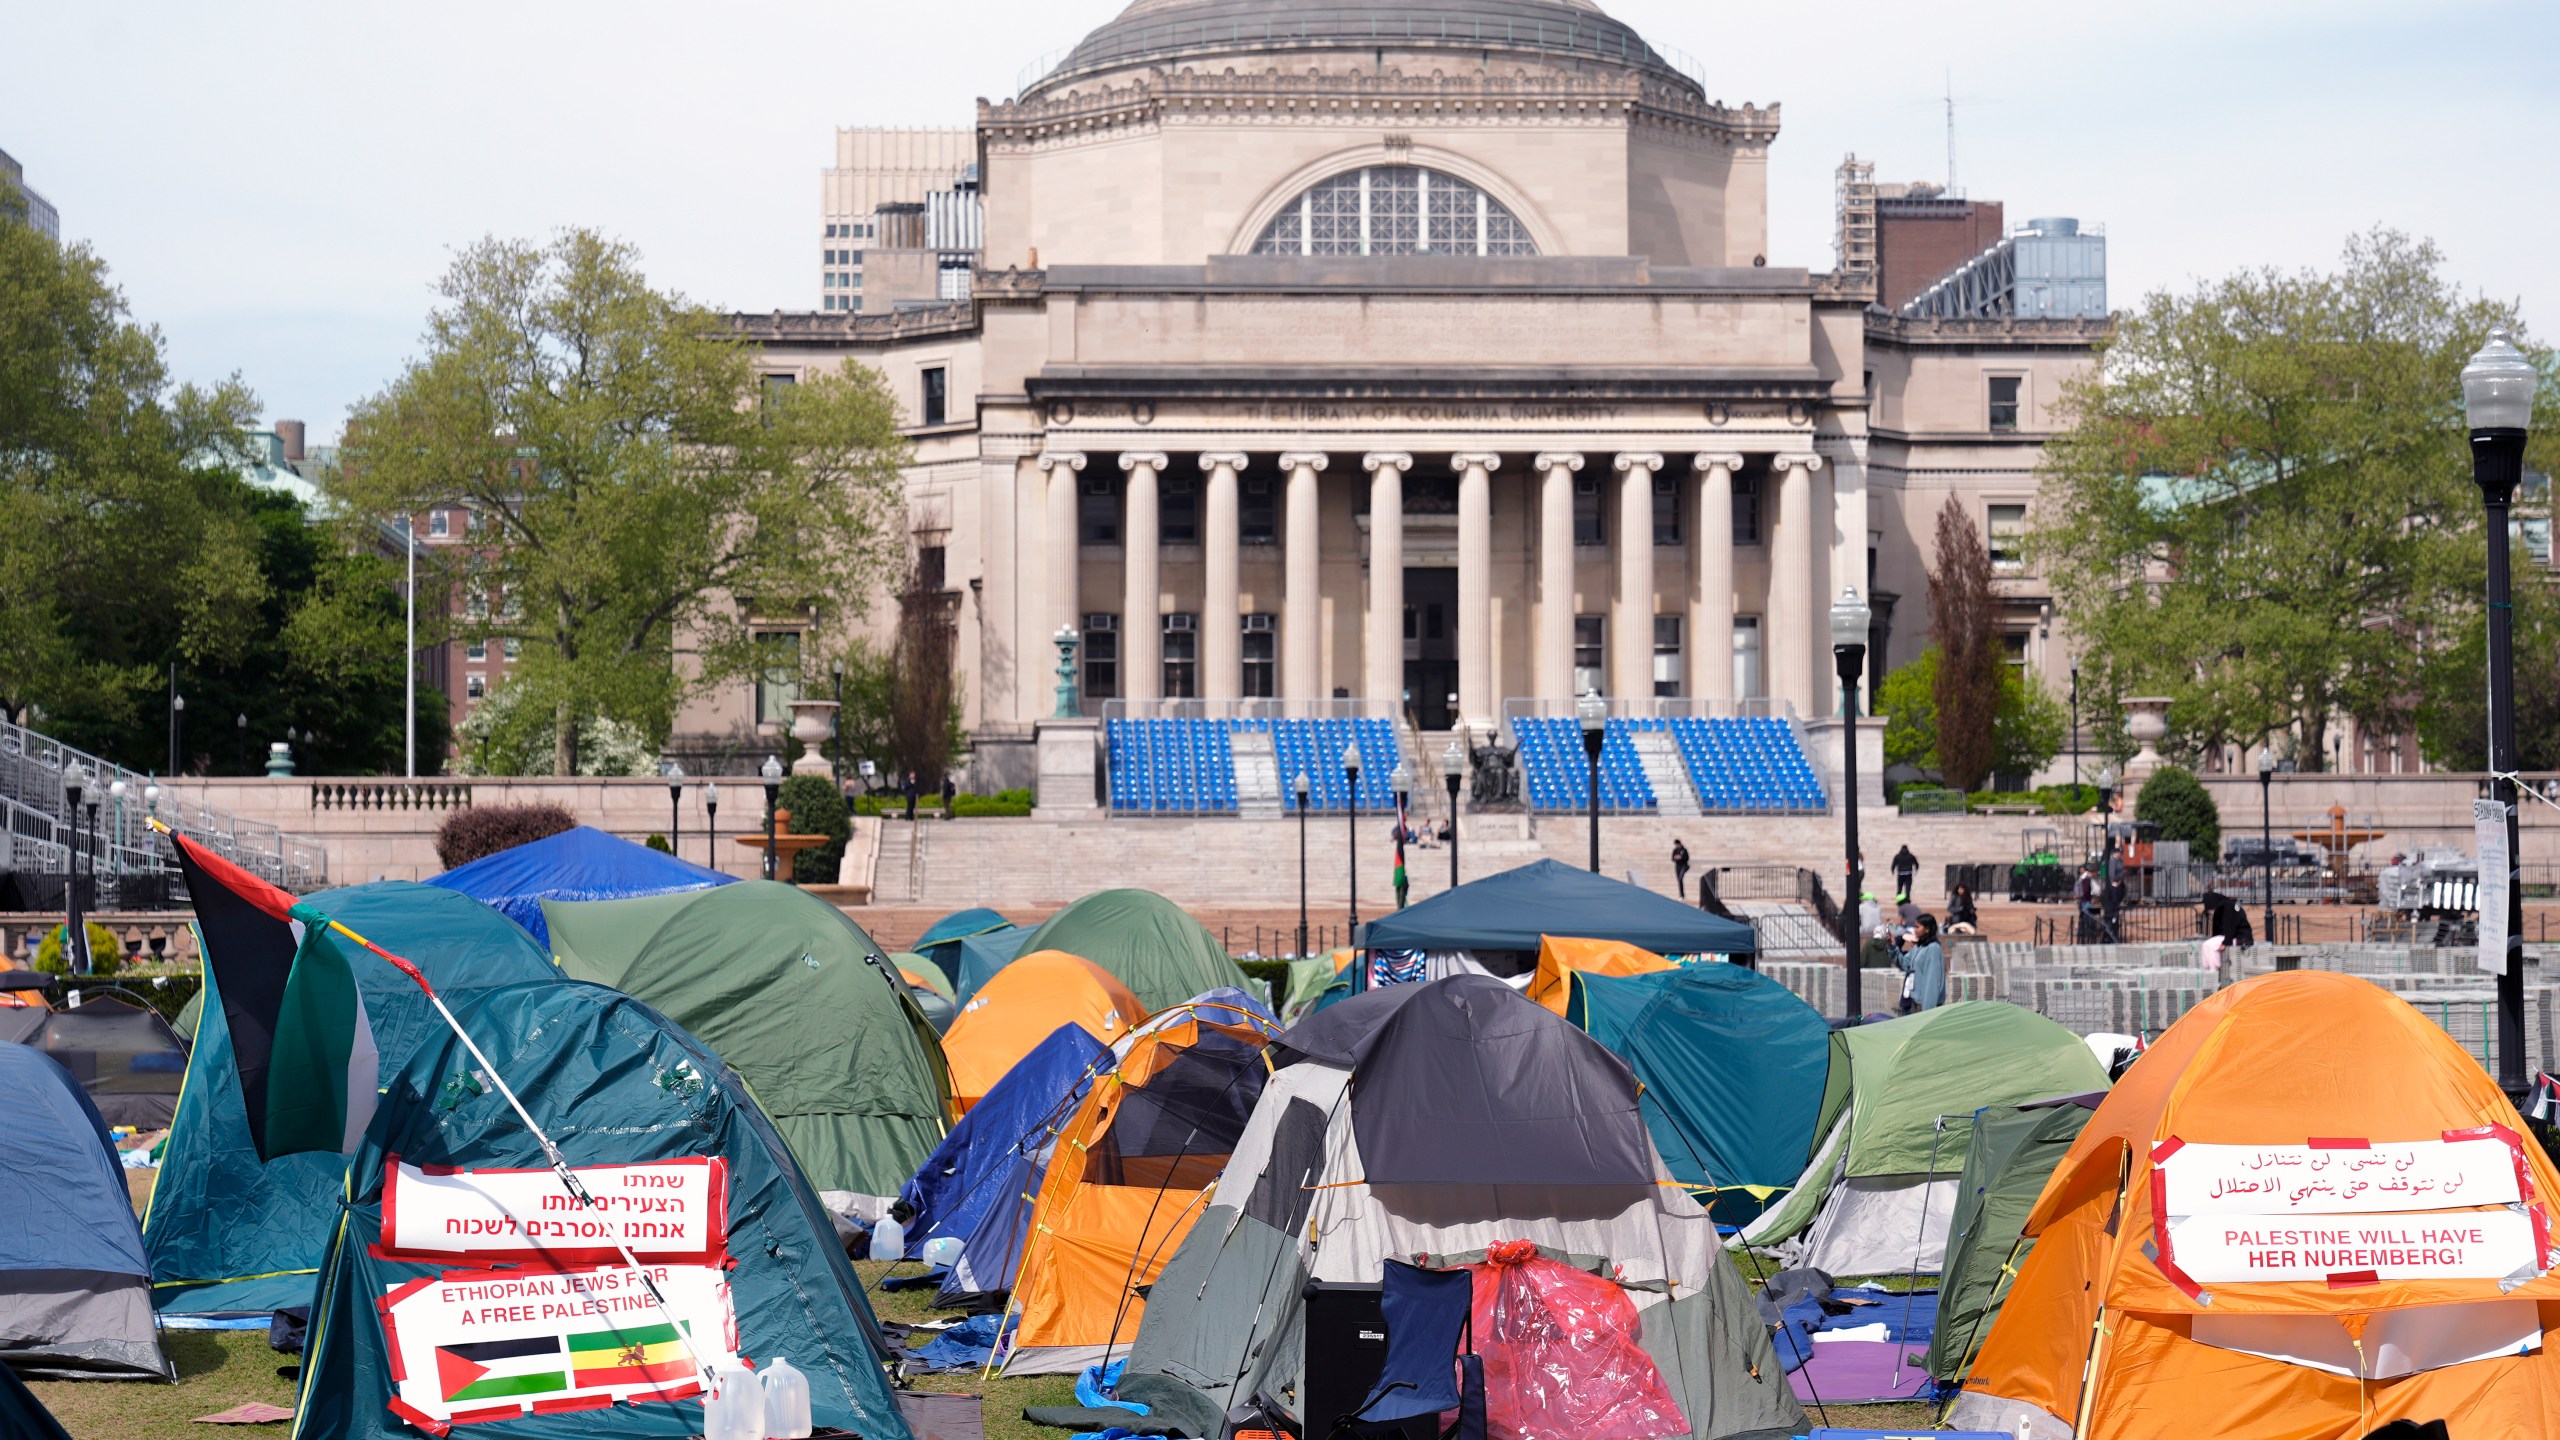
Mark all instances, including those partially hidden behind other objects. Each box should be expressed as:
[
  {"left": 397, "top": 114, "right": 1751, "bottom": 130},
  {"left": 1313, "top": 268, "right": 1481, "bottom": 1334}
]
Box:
[
  {"left": 18, "top": 992, "right": 191, "bottom": 1128},
  {"left": 294, "top": 979, "right": 914, "bottom": 1440},
  {"left": 1922, "top": 1097, "right": 2096, "bottom": 1386},
  {"left": 1009, "top": 889, "right": 1249, "bottom": 1012},
  {"left": 1002, "top": 999, "right": 1284, "bottom": 1375},
  {"left": 545, "top": 881, "right": 950, "bottom": 1203},
  {"left": 428, "top": 824, "right": 730, "bottom": 950},
  {"left": 1525, "top": 934, "right": 1674, "bottom": 1014},
  {"left": 1952, "top": 971, "right": 2560, "bottom": 1440},
  {"left": 1567, "top": 961, "right": 1844, "bottom": 1224},
  {"left": 1740, "top": 1001, "right": 2110, "bottom": 1275},
  {"left": 940, "top": 950, "right": 1143, "bottom": 1112},
  {"left": 913, "top": 907, "right": 1014, "bottom": 984},
  {"left": 0, "top": 1044, "right": 170, "bottom": 1380},
  {"left": 1088, "top": 975, "right": 1805, "bottom": 1440},
  {"left": 951, "top": 928, "right": 1033, "bottom": 1007},
  {"left": 1356, "top": 859, "right": 1755, "bottom": 959},
  {"left": 895, "top": 1022, "right": 1114, "bottom": 1281},
  {"left": 146, "top": 881, "right": 559, "bottom": 1316}
]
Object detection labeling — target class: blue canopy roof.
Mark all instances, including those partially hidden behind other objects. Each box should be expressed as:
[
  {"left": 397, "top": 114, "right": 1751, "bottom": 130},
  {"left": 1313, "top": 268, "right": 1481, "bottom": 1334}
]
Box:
[
  {"left": 427, "top": 825, "right": 732, "bottom": 949},
  {"left": 0, "top": 1044, "right": 144, "bottom": 1281},
  {"left": 1356, "top": 859, "right": 1757, "bottom": 957}
]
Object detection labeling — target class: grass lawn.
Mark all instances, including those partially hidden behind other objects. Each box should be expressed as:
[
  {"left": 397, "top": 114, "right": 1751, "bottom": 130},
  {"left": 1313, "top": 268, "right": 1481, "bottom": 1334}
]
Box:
[{"left": 30, "top": 1331, "right": 297, "bottom": 1439}]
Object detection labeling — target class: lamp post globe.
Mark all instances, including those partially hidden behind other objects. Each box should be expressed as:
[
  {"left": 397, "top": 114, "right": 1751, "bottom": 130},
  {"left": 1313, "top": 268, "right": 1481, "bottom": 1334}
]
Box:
[
  {"left": 1577, "top": 690, "right": 1607, "bottom": 873},
  {"left": 1440, "top": 739, "right": 1464, "bottom": 890},
  {"left": 759, "top": 754, "right": 784, "bottom": 882},
  {"left": 664, "top": 760, "right": 686, "bottom": 857},
  {"left": 1342, "top": 742, "right": 1362, "bottom": 936},
  {"left": 1293, "top": 771, "right": 1310, "bottom": 959},
  {"left": 1829, "top": 585, "right": 1872, "bottom": 1020},
  {"left": 703, "top": 782, "right": 720, "bottom": 872},
  {"left": 2463, "top": 325, "right": 2539, "bottom": 1100}
]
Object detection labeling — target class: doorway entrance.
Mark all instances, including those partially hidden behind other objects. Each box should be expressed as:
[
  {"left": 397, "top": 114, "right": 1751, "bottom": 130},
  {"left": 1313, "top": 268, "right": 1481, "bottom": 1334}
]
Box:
[{"left": 1403, "top": 566, "right": 1457, "bottom": 731}]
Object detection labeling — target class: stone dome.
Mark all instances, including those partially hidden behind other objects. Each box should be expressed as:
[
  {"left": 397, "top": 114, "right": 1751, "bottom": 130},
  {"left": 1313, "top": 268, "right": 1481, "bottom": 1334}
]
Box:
[{"left": 1028, "top": 0, "right": 1698, "bottom": 97}]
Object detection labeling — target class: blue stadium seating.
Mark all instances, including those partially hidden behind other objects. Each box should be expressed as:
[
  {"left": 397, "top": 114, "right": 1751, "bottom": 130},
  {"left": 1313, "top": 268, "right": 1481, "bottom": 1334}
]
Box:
[
  {"left": 1105, "top": 715, "right": 1398, "bottom": 814},
  {"left": 1667, "top": 715, "right": 1828, "bottom": 813},
  {"left": 1509, "top": 716, "right": 1657, "bottom": 812}
]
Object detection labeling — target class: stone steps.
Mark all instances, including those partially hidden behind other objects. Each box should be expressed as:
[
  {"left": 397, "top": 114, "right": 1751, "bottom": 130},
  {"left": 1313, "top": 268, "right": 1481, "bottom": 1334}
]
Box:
[
  {"left": 1232, "top": 729, "right": 1282, "bottom": 818},
  {"left": 1629, "top": 729, "right": 1701, "bottom": 816}
]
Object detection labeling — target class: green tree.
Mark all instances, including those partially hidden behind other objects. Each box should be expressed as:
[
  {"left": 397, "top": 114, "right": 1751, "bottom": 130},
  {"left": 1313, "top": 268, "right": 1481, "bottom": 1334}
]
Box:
[
  {"left": 2134, "top": 764, "right": 2222, "bottom": 858},
  {"left": 1928, "top": 497, "right": 2004, "bottom": 791},
  {"left": 775, "top": 773, "right": 849, "bottom": 883},
  {"left": 2030, "top": 229, "right": 2558, "bottom": 770},
  {"left": 455, "top": 677, "right": 655, "bottom": 777},
  {"left": 334, "top": 231, "right": 910, "bottom": 774},
  {"left": 1876, "top": 645, "right": 2067, "bottom": 784},
  {"left": 2413, "top": 562, "right": 2560, "bottom": 771}
]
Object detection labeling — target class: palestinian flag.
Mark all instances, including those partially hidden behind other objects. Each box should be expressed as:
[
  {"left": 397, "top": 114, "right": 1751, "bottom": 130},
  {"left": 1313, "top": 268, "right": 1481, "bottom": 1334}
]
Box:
[
  {"left": 166, "top": 830, "right": 379, "bottom": 1159},
  {"left": 435, "top": 1336, "right": 567, "bottom": 1405},
  {"left": 567, "top": 1321, "right": 694, "bottom": 1388}
]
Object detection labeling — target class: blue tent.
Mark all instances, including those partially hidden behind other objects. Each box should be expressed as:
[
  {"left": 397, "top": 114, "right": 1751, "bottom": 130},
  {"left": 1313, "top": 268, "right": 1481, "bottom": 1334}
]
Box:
[
  {"left": 428, "top": 825, "right": 732, "bottom": 950},
  {"left": 0, "top": 1044, "right": 169, "bottom": 1379},
  {"left": 144, "top": 882, "right": 559, "bottom": 1315},
  {"left": 897, "top": 1023, "right": 1112, "bottom": 1265},
  {"left": 1355, "top": 859, "right": 1756, "bottom": 958},
  {"left": 951, "top": 927, "right": 1032, "bottom": 1006},
  {"left": 913, "top": 906, "right": 1014, "bottom": 984}
]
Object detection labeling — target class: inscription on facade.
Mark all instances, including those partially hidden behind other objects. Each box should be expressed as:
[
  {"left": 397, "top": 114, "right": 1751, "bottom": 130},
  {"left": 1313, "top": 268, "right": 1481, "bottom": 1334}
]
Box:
[{"left": 1245, "top": 401, "right": 1626, "bottom": 424}]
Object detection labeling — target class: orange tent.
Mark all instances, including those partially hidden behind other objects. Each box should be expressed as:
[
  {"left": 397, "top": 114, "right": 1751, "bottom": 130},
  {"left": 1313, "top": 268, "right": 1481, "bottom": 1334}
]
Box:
[
  {"left": 941, "top": 950, "right": 1143, "bottom": 1111},
  {"left": 1950, "top": 970, "right": 2560, "bottom": 1439},
  {"left": 1523, "top": 934, "right": 1674, "bottom": 1014},
  {"left": 1002, "top": 1000, "right": 1280, "bottom": 1374}
]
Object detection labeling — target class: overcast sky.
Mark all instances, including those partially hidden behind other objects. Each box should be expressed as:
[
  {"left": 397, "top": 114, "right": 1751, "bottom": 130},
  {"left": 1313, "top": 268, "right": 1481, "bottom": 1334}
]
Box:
[{"left": 6, "top": 0, "right": 2552, "bottom": 443}]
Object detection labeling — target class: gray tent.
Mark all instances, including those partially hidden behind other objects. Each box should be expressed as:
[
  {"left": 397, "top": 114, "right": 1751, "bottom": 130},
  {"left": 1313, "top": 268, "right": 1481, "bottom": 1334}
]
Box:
[
  {"left": 1069, "top": 976, "right": 1804, "bottom": 1440},
  {"left": 0, "top": 1043, "right": 170, "bottom": 1380}
]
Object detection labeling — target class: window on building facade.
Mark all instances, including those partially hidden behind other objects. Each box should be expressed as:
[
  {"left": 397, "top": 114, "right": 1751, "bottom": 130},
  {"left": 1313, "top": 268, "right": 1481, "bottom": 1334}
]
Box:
[
  {"left": 465, "top": 640, "right": 485, "bottom": 662},
  {"left": 1160, "top": 475, "right": 1199, "bottom": 545},
  {"left": 920, "top": 367, "right": 947, "bottom": 427},
  {"left": 1732, "top": 617, "right": 1763, "bottom": 699},
  {"left": 1652, "top": 615, "right": 1682, "bottom": 697},
  {"left": 1987, "top": 503, "right": 2028, "bottom": 571},
  {"left": 918, "top": 545, "right": 947, "bottom": 593},
  {"left": 503, "top": 638, "right": 520, "bottom": 660},
  {"left": 1573, "top": 615, "right": 1605, "bottom": 696},
  {"left": 937, "top": 257, "right": 972, "bottom": 301},
  {"left": 1241, "top": 476, "right": 1277, "bottom": 545},
  {"left": 1573, "top": 475, "right": 1605, "bottom": 546},
  {"left": 1080, "top": 476, "right": 1119, "bottom": 545},
  {"left": 1242, "top": 614, "right": 1276, "bottom": 698},
  {"left": 429, "top": 509, "right": 449, "bottom": 537},
  {"left": 1653, "top": 474, "right": 1681, "bottom": 546},
  {"left": 466, "top": 672, "right": 486, "bottom": 700},
  {"left": 1988, "top": 374, "right": 2022, "bottom": 432},
  {"left": 1732, "top": 475, "right": 1762, "bottom": 545},
  {"left": 2002, "top": 630, "right": 2030, "bottom": 678},
  {"left": 1250, "top": 166, "right": 1538, "bottom": 257},
  {"left": 755, "top": 630, "right": 802, "bottom": 726},
  {"left": 1162, "top": 614, "right": 1198, "bottom": 698},
  {"left": 1082, "top": 613, "right": 1118, "bottom": 700}
]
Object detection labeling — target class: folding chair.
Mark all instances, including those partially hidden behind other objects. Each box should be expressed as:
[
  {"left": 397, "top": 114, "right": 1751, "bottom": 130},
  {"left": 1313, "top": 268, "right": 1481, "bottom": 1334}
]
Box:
[{"left": 1328, "top": 1260, "right": 1484, "bottom": 1440}]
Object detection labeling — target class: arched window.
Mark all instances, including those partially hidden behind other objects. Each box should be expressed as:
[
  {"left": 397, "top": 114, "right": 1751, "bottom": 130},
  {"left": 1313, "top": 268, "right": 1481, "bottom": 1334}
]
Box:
[{"left": 1251, "top": 166, "right": 1536, "bottom": 257}]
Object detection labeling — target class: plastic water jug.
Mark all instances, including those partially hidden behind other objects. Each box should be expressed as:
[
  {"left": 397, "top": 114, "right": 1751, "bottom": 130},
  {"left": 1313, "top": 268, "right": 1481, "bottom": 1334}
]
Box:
[
  {"left": 702, "top": 1367, "right": 766, "bottom": 1440},
  {"left": 867, "top": 1215, "right": 906, "bottom": 1262},
  {"left": 761, "top": 1356, "right": 813, "bottom": 1439},
  {"left": 921, "top": 1235, "right": 964, "bottom": 1268}
]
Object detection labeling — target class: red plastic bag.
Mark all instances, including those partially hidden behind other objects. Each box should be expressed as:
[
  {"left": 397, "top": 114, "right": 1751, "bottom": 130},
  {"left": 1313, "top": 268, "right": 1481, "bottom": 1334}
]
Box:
[{"left": 1467, "top": 1240, "right": 1688, "bottom": 1440}]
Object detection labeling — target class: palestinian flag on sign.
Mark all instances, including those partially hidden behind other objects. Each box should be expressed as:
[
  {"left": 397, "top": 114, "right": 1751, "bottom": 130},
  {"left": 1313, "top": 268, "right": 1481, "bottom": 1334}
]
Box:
[
  {"left": 568, "top": 1321, "right": 694, "bottom": 1388},
  {"left": 436, "top": 1335, "right": 568, "bottom": 1405},
  {"left": 165, "top": 829, "right": 379, "bottom": 1160}
]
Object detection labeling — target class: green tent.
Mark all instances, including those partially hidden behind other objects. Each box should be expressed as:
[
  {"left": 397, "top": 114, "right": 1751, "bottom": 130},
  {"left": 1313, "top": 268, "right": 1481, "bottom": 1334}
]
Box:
[
  {"left": 1566, "top": 962, "right": 1845, "bottom": 1224},
  {"left": 1923, "top": 1099, "right": 2095, "bottom": 1384},
  {"left": 146, "top": 882, "right": 559, "bottom": 1315},
  {"left": 545, "top": 882, "right": 949, "bottom": 1199},
  {"left": 294, "top": 979, "right": 913, "bottom": 1440},
  {"left": 1737, "top": 1002, "right": 2108, "bottom": 1276},
  {"left": 1010, "top": 889, "right": 1248, "bottom": 1012}
]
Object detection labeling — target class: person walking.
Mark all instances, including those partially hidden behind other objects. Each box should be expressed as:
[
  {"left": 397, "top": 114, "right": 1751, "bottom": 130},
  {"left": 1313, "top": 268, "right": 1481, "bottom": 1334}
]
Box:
[
  {"left": 1671, "top": 839, "right": 1691, "bottom": 898},
  {"left": 902, "top": 769, "right": 920, "bottom": 823},
  {"left": 1890, "top": 844, "right": 1919, "bottom": 906},
  {"left": 940, "top": 773, "right": 958, "bottom": 818},
  {"left": 2072, "top": 860, "right": 2101, "bottom": 943},
  {"left": 1897, "top": 913, "right": 1947, "bottom": 1012}
]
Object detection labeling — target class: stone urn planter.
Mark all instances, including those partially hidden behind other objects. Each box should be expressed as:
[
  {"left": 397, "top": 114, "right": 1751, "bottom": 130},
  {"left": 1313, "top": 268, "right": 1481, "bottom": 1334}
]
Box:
[
  {"left": 2121, "top": 696, "right": 2172, "bottom": 779},
  {"left": 787, "top": 700, "right": 839, "bottom": 777}
]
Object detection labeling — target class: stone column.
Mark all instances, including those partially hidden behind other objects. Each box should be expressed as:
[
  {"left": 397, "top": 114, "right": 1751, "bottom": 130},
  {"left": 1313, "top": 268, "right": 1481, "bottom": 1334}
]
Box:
[
  {"left": 1612, "top": 453, "right": 1664, "bottom": 702},
  {"left": 1767, "top": 453, "right": 1825, "bottom": 716},
  {"left": 1037, "top": 452, "right": 1086, "bottom": 660},
  {"left": 1278, "top": 452, "right": 1328, "bottom": 706},
  {"left": 1198, "top": 452, "right": 1248, "bottom": 701},
  {"left": 1691, "top": 453, "right": 1742, "bottom": 704},
  {"left": 1362, "top": 453, "right": 1412, "bottom": 714},
  {"left": 1534, "top": 453, "right": 1582, "bottom": 701},
  {"left": 1119, "top": 451, "right": 1168, "bottom": 702},
  {"left": 1451, "top": 452, "right": 1500, "bottom": 730}
]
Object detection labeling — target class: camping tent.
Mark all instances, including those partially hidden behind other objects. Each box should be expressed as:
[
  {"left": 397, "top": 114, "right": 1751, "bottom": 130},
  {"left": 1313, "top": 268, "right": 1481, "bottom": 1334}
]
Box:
[
  {"left": 18, "top": 992, "right": 191, "bottom": 1128},
  {"left": 544, "top": 881, "right": 950, "bottom": 1202},
  {"left": 293, "top": 979, "right": 914, "bottom": 1440},
  {"left": 146, "top": 881, "right": 560, "bottom": 1315},
  {"left": 1739, "top": 1001, "right": 2110, "bottom": 1275},
  {"left": 1357, "top": 859, "right": 1755, "bottom": 962},
  {"left": 0, "top": 1043, "right": 170, "bottom": 1380},
  {"left": 1922, "top": 1097, "right": 2096, "bottom": 1386},
  {"left": 895, "top": 1022, "right": 1115, "bottom": 1279},
  {"left": 1009, "top": 889, "right": 1249, "bottom": 1012},
  {"left": 940, "top": 950, "right": 1142, "bottom": 1111},
  {"left": 951, "top": 927, "right": 1032, "bottom": 1007},
  {"left": 1525, "top": 934, "right": 1674, "bottom": 1014},
  {"left": 1084, "top": 975, "right": 1806, "bottom": 1440},
  {"left": 1275, "top": 950, "right": 1352, "bottom": 1022},
  {"left": 1002, "top": 998, "right": 1284, "bottom": 1374},
  {"left": 913, "top": 907, "right": 1014, "bottom": 984},
  {"left": 428, "top": 824, "right": 731, "bottom": 950},
  {"left": 1567, "top": 961, "right": 1843, "bottom": 1224},
  {"left": 1951, "top": 971, "right": 2560, "bottom": 1439}
]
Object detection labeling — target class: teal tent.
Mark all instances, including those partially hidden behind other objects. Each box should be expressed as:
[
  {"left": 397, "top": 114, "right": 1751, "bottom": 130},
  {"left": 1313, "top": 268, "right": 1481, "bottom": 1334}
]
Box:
[
  {"left": 1356, "top": 860, "right": 1755, "bottom": 959},
  {"left": 294, "top": 980, "right": 912, "bottom": 1440},
  {"left": 951, "top": 928, "right": 1032, "bottom": 1006},
  {"left": 913, "top": 907, "right": 1013, "bottom": 984},
  {"left": 1567, "top": 962, "right": 1843, "bottom": 1224},
  {"left": 145, "top": 882, "right": 557, "bottom": 1315}
]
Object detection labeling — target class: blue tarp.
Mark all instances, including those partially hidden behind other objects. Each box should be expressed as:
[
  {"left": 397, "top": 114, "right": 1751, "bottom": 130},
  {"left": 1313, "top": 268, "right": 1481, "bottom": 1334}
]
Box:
[
  {"left": 0, "top": 1044, "right": 142, "bottom": 1281},
  {"left": 898, "top": 1024, "right": 1113, "bottom": 1261},
  {"left": 1354, "top": 859, "right": 1756, "bottom": 958},
  {"left": 427, "top": 825, "right": 731, "bottom": 949}
]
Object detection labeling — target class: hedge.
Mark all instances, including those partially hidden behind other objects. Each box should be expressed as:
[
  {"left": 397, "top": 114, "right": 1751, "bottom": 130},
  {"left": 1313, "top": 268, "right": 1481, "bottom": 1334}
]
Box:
[{"left": 434, "top": 802, "right": 576, "bottom": 869}]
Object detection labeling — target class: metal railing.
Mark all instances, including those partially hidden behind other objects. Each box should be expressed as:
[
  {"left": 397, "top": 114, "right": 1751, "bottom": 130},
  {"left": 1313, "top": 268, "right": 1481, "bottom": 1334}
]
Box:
[{"left": 0, "top": 718, "right": 329, "bottom": 895}]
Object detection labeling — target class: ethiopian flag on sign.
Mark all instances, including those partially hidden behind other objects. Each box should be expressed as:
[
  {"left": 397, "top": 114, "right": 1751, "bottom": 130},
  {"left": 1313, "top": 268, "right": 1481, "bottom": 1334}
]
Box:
[
  {"left": 436, "top": 1336, "right": 568, "bottom": 1405},
  {"left": 568, "top": 1321, "right": 694, "bottom": 1388}
]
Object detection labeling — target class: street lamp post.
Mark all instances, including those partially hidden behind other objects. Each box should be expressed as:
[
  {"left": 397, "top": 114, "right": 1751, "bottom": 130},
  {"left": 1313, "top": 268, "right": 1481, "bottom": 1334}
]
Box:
[
  {"left": 1293, "top": 772, "right": 1310, "bottom": 958},
  {"left": 403, "top": 516, "right": 418, "bottom": 778},
  {"left": 2463, "top": 325, "right": 2539, "bottom": 1099},
  {"left": 665, "top": 762, "right": 685, "bottom": 859},
  {"left": 63, "top": 765, "right": 86, "bottom": 975},
  {"left": 759, "top": 755, "right": 784, "bottom": 883},
  {"left": 703, "top": 783, "right": 720, "bottom": 874},
  {"left": 1441, "top": 739, "right": 1464, "bottom": 891},
  {"left": 1343, "top": 742, "right": 1362, "bottom": 938},
  {"left": 832, "top": 660, "right": 845, "bottom": 777},
  {"left": 2068, "top": 660, "right": 2080, "bottom": 789},
  {"left": 2257, "top": 746, "right": 2279, "bottom": 949},
  {"left": 168, "top": 666, "right": 183, "bottom": 777},
  {"left": 1831, "top": 587, "right": 1872, "bottom": 1020},
  {"left": 236, "top": 713, "right": 248, "bottom": 772},
  {"left": 1577, "top": 691, "right": 1606, "bottom": 873}
]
